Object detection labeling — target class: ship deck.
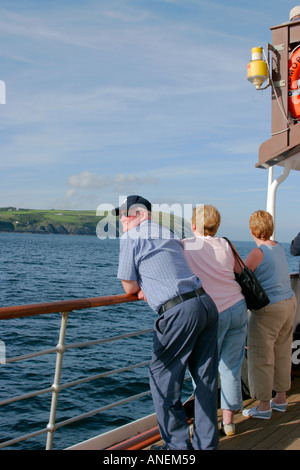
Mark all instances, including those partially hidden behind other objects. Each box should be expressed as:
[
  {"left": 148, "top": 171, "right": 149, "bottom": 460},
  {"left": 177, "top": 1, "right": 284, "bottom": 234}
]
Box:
[
  {"left": 218, "top": 373, "right": 300, "bottom": 450},
  {"left": 143, "top": 374, "right": 300, "bottom": 451}
]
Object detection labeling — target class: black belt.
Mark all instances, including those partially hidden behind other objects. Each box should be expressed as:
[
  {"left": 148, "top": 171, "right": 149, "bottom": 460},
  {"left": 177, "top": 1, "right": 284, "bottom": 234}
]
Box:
[{"left": 158, "top": 287, "right": 206, "bottom": 315}]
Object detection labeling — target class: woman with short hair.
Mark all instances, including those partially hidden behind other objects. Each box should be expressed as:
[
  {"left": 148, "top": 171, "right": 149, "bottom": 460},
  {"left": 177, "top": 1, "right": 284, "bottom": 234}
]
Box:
[
  {"left": 243, "top": 210, "right": 297, "bottom": 419},
  {"left": 183, "top": 205, "right": 248, "bottom": 436}
]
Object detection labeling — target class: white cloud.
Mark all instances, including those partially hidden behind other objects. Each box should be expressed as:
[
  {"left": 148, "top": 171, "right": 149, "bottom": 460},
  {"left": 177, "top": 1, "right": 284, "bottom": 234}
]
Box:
[{"left": 67, "top": 170, "right": 158, "bottom": 192}]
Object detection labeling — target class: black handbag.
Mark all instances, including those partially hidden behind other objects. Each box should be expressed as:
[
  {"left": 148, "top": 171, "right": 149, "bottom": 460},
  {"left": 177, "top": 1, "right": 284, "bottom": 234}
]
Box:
[{"left": 223, "top": 237, "right": 270, "bottom": 310}]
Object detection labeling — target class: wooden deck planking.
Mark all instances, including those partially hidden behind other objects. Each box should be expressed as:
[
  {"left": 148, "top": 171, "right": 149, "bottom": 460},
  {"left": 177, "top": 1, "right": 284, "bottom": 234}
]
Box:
[
  {"left": 144, "top": 377, "right": 300, "bottom": 451},
  {"left": 218, "top": 376, "right": 300, "bottom": 450}
]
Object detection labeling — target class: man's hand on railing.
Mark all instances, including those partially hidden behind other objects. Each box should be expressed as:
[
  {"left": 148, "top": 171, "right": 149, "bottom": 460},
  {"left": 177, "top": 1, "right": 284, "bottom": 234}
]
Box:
[{"left": 137, "top": 289, "right": 147, "bottom": 302}]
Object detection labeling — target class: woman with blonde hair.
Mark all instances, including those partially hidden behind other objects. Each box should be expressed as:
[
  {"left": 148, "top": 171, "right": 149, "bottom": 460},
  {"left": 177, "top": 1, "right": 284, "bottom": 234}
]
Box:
[
  {"left": 183, "top": 205, "right": 248, "bottom": 436},
  {"left": 242, "top": 210, "right": 297, "bottom": 419}
]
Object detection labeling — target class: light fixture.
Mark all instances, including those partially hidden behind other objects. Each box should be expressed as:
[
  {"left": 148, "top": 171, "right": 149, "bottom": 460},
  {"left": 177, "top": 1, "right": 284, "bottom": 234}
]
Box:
[{"left": 247, "top": 47, "right": 268, "bottom": 89}]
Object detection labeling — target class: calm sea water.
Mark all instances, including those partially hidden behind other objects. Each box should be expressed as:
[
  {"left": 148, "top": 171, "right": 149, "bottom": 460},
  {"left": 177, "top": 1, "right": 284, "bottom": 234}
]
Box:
[{"left": 0, "top": 233, "right": 299, "bottom": 450}]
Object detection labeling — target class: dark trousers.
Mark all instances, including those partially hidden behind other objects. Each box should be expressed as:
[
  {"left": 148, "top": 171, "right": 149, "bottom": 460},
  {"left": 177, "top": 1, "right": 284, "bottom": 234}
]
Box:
[{"left": 149, "top": 293, "right": 219, "bottom": 450}]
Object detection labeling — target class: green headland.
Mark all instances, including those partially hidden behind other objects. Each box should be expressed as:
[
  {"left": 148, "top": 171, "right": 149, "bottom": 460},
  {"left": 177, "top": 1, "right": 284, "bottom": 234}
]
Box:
[{"left": 0, "top": 207, "right": 192, "bottom": 238}]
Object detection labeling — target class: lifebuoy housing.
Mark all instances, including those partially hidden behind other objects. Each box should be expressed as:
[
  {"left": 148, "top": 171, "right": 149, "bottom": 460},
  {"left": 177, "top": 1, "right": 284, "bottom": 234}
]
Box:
[{"left": 288, "top": 46, "right": 300, "bottom": 119}]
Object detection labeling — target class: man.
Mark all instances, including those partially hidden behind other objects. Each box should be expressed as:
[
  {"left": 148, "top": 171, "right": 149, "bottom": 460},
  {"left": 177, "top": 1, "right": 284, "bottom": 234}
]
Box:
[
  {"left": 290, "top": 232, "right": 300, "bottom": 256},
  {"left": 290, "top": 232, "right": 300, "bottom": 273},
  {"left": 113, "top": 195, "right": 219, "bottom": 450}
]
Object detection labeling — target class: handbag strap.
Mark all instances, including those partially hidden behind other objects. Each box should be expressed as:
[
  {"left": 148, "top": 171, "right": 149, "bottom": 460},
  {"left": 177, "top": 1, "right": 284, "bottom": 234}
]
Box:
[{"left": 223, "top": 237, "right": 246, "bottom": 270}]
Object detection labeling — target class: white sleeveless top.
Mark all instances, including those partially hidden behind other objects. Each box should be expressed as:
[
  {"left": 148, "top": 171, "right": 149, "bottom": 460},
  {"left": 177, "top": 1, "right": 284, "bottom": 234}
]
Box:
[{"left": 183, "top": 235, "right": 244, "bottom": 313}]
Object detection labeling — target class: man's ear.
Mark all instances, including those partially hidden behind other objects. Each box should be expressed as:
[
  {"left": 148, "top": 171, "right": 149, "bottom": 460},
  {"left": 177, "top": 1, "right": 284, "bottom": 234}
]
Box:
[{"left": 139, "top": 209, "right": 150, "bottom": 223}]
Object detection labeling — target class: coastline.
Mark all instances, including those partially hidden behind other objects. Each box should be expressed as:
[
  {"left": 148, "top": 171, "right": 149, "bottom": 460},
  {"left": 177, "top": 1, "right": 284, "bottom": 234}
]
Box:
[{"left": 0, "top": 208, "right": 193, "bottom": 238}]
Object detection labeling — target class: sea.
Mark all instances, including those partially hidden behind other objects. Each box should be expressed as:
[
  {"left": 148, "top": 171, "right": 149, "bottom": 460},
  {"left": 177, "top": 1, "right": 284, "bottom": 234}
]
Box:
[{"left": 0, "top": 232, "right": 299, "bottom": 450}]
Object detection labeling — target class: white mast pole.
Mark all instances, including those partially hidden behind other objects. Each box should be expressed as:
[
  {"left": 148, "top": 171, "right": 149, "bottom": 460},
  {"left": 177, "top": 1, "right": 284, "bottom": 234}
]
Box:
[{"left": 266, "top": 163, "right": 291, "bottom": 240}]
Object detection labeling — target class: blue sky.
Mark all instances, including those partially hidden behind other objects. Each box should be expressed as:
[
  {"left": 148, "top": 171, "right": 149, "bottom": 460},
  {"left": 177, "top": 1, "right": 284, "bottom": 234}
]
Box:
[{"left": 0, "top": 0, "right": 299, "bottom": 241}]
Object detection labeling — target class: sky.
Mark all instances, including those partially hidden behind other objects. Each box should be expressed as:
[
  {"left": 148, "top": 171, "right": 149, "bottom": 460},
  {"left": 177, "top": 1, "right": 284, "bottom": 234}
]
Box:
[{"left": 0, "top": 0, "right": 299, "bottom": 241}]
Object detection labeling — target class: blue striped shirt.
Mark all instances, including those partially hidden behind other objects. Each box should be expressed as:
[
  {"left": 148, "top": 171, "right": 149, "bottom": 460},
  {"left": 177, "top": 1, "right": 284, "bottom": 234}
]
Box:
[{"left": 117, "top": 221, "right": 201, "bottom": 313}]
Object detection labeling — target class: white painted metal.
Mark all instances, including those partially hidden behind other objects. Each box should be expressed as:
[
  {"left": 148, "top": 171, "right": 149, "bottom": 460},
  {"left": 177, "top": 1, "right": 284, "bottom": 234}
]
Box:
[
  {"left": 0, "top": 315, "right": 153, "bottom": 450},
  {"left": 266, "top": 162, "right": 291, "bottom": 240},
  {"left": 46, "top": 312, "right": 68, "bottom": 450},
  {"left": 67, "top": 413, "right": 158, "bottom": 450}
]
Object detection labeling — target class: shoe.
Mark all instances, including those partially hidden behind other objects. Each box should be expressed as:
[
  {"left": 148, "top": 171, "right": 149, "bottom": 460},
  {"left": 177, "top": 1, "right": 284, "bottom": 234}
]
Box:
[
  {"left": 220, "top": 421, "right": 235, "bottom": 436},
  {"left": 242, "top": 406, "right": 271, "bottom": 419},
  {"left": 270, "top": 400, "right": 287, "bottom": 412}
]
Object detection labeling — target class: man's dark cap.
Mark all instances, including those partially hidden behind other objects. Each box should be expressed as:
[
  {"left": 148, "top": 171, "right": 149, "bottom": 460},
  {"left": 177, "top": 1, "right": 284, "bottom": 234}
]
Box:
[{"left": 111, "top": 195, "right": 152, "bottom": 216}]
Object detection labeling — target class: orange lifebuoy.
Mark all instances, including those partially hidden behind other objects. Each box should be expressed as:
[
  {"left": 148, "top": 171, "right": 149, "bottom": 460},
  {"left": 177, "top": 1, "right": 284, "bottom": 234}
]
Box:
[{"left": 288, "top": 46, "right": 300, "bottom": 119}]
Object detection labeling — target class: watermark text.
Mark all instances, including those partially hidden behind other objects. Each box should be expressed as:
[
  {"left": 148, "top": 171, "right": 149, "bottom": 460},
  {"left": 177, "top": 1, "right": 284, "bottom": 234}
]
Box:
[
  {"left": 0, "top": 341, "right": 6, "bottom": 364},
  {"left": 96, "top": 197, "right": 203, "bottom": 240},
  {"left": 0, "top": 80, "right": 6, "bottom": 104}
]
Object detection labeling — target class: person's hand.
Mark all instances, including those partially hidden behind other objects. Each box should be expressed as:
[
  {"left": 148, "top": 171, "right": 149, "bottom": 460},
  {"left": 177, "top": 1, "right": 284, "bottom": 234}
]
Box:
[{"left": 137, "top": 289, "right": 147, "bottom": 301}]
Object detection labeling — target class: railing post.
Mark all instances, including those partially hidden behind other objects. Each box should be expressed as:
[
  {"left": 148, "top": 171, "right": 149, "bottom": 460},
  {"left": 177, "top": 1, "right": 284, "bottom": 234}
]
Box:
[{"left": 46, "top": 311, "right": 68, "bottom": 450}]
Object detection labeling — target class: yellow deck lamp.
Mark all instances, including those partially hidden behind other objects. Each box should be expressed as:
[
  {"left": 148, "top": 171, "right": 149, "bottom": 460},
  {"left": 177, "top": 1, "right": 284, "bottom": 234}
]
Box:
[{"left": 247, "top": 47, "right": 269, "bottom": 89}]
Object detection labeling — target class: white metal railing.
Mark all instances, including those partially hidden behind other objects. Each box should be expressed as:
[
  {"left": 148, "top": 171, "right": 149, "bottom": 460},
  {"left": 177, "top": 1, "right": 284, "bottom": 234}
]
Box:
[
  {"left": 0, "top": 294, "right": 156, "bottom": 450},
  {"left": 1, "top": 275, "right": 299, "bottom": 450}
]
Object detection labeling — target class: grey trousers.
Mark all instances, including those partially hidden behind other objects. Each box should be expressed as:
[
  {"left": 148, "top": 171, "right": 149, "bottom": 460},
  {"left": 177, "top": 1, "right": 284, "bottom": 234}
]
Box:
[{"left": 149, "top": 293, "right": 219, "bottom": 450}]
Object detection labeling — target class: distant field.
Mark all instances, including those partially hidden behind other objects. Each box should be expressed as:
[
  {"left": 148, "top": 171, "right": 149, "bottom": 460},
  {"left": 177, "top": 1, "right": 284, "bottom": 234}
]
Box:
[
  {"left": 0, "top": 209, "right": 103, "bottom": 235},
  {"left": 0, "top": 208, "right": 192, "bottom": 237},
  {"left": 0, "top": 209, "right": 97, "bottom": 223}
]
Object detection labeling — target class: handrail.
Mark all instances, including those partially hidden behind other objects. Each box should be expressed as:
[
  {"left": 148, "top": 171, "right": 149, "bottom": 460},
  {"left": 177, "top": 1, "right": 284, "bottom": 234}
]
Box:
[
  {"left": 0, "top": 293, "right": 160, "bottom": 451},
  {"left": 0, "top": 293, "right": 140, "bottom": 319}
]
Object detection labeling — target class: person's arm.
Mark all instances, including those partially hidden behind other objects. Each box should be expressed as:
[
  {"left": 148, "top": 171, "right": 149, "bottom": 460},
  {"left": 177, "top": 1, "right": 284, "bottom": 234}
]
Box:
[
  {"left": 290, "top": 232, "right": 300, "bottom": 256},
  {"left": 121, "top": 280, "right": 140, "bottom": 294},
  {"left": 229, "top": 242, "right": 243, "bottom": 274},
  {"left": 117, "top": 236, "right": 148, "bottom": 301},
  {"left": 224, "top": 240, "right": 244, "bottom": 274},
  {"left": 121, "top": 280, "right": 147, "bottom": 300},
  {"left": 245, "top": 247, "right": 263, "bottom": 272},
  {"left": 233, "top": 256, "right": 242, "bottom": 274}
]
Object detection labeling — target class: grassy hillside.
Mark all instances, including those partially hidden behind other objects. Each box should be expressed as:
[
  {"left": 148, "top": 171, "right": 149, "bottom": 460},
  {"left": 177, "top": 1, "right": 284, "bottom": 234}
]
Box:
[
  {"left": 0, "top": 209, "right": 99, "bottom": 235},
  {"left": 0, "top": 208, "right": 192, "bottom": 238}
]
